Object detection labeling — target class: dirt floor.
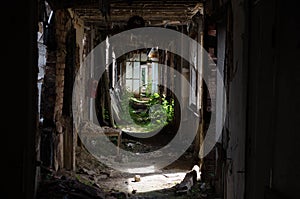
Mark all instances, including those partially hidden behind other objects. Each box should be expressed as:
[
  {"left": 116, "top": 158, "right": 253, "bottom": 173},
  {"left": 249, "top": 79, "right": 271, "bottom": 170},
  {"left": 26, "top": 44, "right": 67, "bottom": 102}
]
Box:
[{"left": 36, "top": 131, "right": 217, "bottom": 199}]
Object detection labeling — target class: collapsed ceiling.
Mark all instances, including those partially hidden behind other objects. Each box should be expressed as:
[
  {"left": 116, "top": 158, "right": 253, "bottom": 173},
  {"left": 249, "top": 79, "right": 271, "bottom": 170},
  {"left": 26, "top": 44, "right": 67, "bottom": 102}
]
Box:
[{"left": 47, "top": 0, "right": 203, "bottom": 28}]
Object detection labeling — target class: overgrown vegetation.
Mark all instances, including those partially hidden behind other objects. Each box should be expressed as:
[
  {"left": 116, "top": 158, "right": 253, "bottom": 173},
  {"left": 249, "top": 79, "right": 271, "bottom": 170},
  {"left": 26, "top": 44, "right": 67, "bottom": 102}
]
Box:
[{"left": 115, "top": 89, "right": 174, "bottom": 133}]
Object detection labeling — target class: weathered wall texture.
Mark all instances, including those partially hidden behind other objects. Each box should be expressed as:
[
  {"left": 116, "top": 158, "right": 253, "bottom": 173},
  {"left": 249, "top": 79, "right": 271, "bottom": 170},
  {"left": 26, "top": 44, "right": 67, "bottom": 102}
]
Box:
[
  {"left": 40, "top": 9, "right": 75, "bottom": 171},
  {"left": 246, "top": 0, "right": 300, "bottom": 198},
  {"left": 224, "top": 0, "right": 248, "bottom": 198},
  {"left": 203, "top": 0, "right": 248, "bottom": 198}
]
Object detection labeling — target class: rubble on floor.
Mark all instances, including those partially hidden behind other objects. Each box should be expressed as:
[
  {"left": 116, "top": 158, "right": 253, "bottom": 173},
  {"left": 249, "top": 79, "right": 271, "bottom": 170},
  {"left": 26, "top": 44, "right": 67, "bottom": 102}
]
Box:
[
  {"left": 36, "top": 139, "right": 217, "bottom": 199},
  {"left": 36, "top": 169, "right": 215, "bottom": 199}
]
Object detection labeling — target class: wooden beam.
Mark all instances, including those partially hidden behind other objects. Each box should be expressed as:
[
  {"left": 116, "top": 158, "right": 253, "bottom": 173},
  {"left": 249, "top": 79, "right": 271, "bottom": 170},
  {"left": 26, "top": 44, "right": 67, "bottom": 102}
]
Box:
[{"left": 47, "top": 0, "right": 201, "bottom": 11}]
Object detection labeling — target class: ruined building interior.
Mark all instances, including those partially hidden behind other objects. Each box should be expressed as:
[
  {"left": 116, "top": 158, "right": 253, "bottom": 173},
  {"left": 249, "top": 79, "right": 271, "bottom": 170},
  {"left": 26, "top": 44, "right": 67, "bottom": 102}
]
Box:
[{"left": 4, "top": 0, "right": 300, "bottom": 198}]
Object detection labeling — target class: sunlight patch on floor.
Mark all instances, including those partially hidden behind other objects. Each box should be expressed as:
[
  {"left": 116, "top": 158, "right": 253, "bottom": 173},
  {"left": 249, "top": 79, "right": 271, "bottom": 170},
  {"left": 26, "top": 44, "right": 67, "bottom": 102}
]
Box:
[
  {"left": 126, "top": 165, "right": 157, "bottom": 173},
  {"left": 126, "top": 171, "right": 186, "bottom": 193}
]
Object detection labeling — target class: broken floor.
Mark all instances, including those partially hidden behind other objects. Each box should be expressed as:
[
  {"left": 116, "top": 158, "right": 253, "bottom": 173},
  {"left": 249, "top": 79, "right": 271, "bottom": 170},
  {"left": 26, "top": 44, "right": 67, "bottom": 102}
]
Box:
[{"left": 36, "top": 134, "right": 219, "bottom": 199}]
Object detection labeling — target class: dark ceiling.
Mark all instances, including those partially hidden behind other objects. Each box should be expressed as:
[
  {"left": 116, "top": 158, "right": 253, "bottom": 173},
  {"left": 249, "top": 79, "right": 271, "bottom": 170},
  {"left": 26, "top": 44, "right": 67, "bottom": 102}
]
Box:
[{"left": 47, "top": 0, "right": 203, "bottom": 28}]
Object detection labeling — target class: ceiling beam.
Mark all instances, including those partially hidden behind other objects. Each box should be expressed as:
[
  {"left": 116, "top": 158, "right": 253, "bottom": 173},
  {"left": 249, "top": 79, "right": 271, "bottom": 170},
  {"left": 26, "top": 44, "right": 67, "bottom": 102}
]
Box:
[
  {"left": 47, "top": 0, "right": 201, "bottom": 9},
  {"left": 49, "top": 0, "right": 203, "bottom": 28}
]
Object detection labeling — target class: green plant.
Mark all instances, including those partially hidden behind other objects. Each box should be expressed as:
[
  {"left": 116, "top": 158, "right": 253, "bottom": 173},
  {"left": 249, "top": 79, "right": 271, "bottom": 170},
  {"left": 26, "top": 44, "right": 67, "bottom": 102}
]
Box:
[
  {"left": 162, "top": 95, "right": 174, "bottom": 123},
  {"left": 144, "top": 83, "right": 153, "bottom": 97},
  {"left": 116, "top": 90, "right": 175, "bottom": 133}
]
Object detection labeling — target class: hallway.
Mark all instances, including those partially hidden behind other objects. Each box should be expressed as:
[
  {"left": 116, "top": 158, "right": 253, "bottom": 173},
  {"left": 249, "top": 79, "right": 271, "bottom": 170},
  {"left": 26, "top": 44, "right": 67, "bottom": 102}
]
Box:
[{"left": 6, "top": 0, "right": 300, "bottom": 198}]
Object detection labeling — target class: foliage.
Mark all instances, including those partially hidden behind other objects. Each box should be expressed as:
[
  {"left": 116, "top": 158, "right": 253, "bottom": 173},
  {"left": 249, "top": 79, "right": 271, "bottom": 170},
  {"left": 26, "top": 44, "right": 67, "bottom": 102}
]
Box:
[
  {"left": 116, "top": 90, "right": 174, "bottom": 132},
  {"left": 144, "top": 83, "right": 153, "bottom": 97}
]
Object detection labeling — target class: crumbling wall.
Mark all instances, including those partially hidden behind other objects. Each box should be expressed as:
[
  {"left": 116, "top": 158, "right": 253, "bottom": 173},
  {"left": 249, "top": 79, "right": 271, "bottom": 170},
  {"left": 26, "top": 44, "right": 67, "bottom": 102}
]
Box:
[
  {"left": 52, "top": 9, "right": 73, "bottom": 171},
  {"left": 203, "top": 0, "right": 248, "bottom": 198},
  {"left": 40, "top": 9, "right": 75, "bottom": 171}
]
